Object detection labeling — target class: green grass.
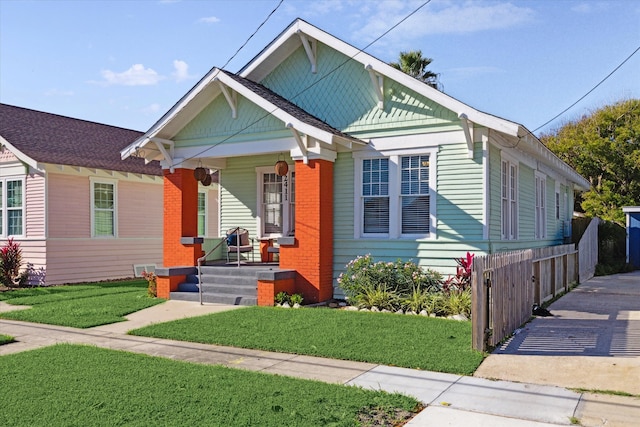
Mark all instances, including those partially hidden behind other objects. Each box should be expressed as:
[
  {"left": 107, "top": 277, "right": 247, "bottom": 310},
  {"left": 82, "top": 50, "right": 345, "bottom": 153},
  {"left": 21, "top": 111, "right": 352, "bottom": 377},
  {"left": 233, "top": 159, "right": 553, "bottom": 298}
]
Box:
[
  {"left": 0, "top": 344, "right": 420, "bottom": 427},
  {"left": 131, "top": 306, "right": 485, "bottom": 375},
  {"left": 0, "top": 334, "right": 14, "bottom": 345},
  {"left": 0, "top": 280, "right": 164, "bottom": 328}
]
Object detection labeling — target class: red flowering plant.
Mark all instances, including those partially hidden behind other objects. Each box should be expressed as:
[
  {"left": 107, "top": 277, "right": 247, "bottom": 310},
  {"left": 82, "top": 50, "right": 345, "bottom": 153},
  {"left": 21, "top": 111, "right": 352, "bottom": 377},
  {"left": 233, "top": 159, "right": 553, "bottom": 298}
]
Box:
[
  {"left": 0, "top": 238, "right": 29, "bottom": 287},
  {"left": 141, "top": 270, "right": 157, "bottom": 298},
  {"left": 442, "top": 252, "right": 474, "bottom": 293}
]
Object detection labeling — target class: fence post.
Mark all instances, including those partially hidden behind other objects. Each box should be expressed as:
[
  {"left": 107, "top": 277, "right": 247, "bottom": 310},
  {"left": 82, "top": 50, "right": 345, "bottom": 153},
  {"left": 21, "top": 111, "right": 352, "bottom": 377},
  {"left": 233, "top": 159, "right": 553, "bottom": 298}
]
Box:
[{"left": 471, "top": 257, "right": 487, "bottom": 351}]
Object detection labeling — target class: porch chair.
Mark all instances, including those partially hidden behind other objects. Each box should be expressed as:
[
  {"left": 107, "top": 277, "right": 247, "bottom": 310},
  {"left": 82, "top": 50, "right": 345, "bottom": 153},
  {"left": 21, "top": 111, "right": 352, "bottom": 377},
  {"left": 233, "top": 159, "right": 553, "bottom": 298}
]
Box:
[{"left": 226, "top": 228, "right": 255, "bottom": 263}]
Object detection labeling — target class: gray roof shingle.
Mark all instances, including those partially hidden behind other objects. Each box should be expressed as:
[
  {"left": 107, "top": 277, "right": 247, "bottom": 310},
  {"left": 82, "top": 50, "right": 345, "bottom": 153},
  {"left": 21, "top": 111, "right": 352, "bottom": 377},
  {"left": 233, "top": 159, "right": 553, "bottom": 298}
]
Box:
[
  {"left": 0, "top": 103, "right": 162, "bottom": 176},
  {"left": 220, "top": 70, "right": 364, "bottom": 145}
]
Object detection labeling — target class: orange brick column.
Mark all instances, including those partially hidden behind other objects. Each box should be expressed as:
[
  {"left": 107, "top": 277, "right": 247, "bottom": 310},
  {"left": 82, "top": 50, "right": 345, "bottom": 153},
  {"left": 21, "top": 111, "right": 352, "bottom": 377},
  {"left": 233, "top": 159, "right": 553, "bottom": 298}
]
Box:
[
  {"left": 158, "top": 168, "right": 201, "bottom": 298},
  {"left": 279, "top": 159, "right": 334, "bottom": 303}
]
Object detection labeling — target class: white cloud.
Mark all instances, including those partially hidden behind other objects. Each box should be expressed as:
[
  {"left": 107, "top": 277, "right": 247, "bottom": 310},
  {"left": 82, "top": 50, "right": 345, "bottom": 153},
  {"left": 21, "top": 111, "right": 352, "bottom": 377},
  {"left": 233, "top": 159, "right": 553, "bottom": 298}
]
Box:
[
  {"left": 198, "top": 16, "right": 220, "bottom": 24},
  {"left": 100, "top": 64, "right": 164, "bottom": 86},
  {"left": 571, "top": 2, "right": 610, "bottom": 14},
  {"left": 171, "top": 60, "right": 191, "bottom": 82},
  {"left": 353, "top": 1, "right": 536, "bottom": 44}
]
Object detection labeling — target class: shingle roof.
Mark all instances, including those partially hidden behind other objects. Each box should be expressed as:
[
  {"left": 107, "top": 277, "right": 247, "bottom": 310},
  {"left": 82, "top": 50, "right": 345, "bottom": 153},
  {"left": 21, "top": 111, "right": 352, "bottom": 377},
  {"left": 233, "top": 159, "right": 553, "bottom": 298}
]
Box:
[
  {"left": 0, "top": 103, "right": 162, "bottom": 176},
  {"left": 220, "top": 70, "right": 364, "bottom": 145}
]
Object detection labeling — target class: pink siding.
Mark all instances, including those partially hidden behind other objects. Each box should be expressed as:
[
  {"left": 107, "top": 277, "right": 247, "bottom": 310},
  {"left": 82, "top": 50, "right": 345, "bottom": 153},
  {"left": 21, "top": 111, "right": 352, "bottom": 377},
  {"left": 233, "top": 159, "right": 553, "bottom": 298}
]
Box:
[
  {"left": 25, "top": 173, "right": 46, "bottom": 238},
  {"left": 47, "top": 173, "right": 91, "bottom": 238},
  {"left": 0, "top": 150, "right": 18, "bottom": 162},
  {"left": 119, "top": 180, "right": 164, "bottom": 238},
  {"left": 45, "top": 238, "right": 162, "bottom": 285}
]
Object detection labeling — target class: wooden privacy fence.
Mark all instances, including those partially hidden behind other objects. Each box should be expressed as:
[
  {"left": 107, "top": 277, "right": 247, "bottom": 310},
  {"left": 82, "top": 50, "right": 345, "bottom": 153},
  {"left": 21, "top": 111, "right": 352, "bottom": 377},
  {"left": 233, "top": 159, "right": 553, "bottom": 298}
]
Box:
[{"left": 471, "top": 244, "right": 580, "bottom": 351}]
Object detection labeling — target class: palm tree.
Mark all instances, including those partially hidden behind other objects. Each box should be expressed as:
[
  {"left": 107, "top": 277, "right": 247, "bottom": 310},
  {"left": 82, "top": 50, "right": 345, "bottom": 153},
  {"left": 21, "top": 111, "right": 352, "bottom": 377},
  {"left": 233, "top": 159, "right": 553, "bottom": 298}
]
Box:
[{"left": 390, "top": 50, "right": 440, "bottom": 90}]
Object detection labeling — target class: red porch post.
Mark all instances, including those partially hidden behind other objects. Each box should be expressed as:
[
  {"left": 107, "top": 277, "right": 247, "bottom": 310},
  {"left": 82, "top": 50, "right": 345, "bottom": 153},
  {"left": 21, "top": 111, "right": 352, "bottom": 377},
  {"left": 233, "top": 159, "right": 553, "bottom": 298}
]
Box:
[
  {"left": 279, "top": 159, "right": 334, "bottom": 303},
  {"left": 157, "top": 168, "right": 201, "bottom": 298}
]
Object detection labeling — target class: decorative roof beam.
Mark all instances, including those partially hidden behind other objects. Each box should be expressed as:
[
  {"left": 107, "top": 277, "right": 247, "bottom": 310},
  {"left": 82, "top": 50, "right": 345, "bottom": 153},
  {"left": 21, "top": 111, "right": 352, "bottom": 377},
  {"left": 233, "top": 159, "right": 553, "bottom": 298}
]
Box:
[
  {"left": 458, "top": 113, "right": 474, "bottom": 159},
  {"left": 365, "top": 65, "right": 384, "bottom": 109},
  {"left": 287, "top": 123, "right": 308, "bottom": 164},
  {"left": 151, "top": 137, "right": 176, "bottom": 172},
  {"left": 297, "top": 31, "right": 317, "bottom": 74},
  {"left": 215, "top": 79, "right": 237, "bottom": 119}
]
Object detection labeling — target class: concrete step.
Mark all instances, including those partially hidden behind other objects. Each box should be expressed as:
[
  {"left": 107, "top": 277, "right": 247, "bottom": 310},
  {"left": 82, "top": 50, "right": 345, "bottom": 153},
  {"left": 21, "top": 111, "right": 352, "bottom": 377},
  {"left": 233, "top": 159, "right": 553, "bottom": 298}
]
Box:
[{"left": 169, "top": 291, "right": 256, "bottom": 306}]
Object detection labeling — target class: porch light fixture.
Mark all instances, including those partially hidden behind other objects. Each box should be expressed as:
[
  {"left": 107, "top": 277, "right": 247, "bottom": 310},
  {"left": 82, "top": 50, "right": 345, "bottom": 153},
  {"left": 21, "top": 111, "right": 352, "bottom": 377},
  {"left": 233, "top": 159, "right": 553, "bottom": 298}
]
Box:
[
  {"left": 194, "top": 161, "right": 207, "bottom": 181},
  {"left": 201, "top": 173, "right": 213, "bottom": 186},
  {"left": 274, "top": 153, "right": 288, "bottom": 176}
]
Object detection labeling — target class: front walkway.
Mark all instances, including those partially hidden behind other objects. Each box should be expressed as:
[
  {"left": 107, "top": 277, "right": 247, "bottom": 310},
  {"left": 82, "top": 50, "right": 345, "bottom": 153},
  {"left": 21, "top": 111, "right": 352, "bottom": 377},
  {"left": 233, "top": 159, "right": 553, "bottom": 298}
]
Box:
[{"left": 1, "top": 295, "right": 640, "bottom": 425}]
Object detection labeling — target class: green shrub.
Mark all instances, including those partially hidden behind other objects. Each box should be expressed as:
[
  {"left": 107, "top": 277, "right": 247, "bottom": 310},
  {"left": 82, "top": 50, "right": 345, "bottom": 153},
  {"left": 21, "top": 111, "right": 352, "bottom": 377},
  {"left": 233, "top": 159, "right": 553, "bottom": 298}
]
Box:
[
  {"left": 275, "top": 291, "right": 289, "bottom": 305},
  {"left": 337, "top": 254, "right": 442, "bottom": 306},
  {"left": 353, "top": 282, "right": 399, "bottom": 310},
  {"left": 402, "top": 286, "right": 431, "bottom": 313},
  {"left": 443, "top": 289, "right": 472, "bottom": 317},
  {"left": 289, "top": 293, "right": 304, "bottom": 305},
  {"left": 597, "top": 220, "right": 630, "bottom": 275}
]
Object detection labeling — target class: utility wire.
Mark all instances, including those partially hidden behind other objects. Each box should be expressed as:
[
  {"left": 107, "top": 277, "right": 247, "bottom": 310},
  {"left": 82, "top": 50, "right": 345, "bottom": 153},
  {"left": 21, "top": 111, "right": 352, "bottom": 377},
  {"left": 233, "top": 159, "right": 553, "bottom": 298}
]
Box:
[
  {"left": 178, "top": 0, "right": 432, "bottom": 164},
  {"left": 219, "top": 0, "right": 284, "bottom": 71},
  {"left": 532, "top": 45, "right": 640, "bottom": 133}
]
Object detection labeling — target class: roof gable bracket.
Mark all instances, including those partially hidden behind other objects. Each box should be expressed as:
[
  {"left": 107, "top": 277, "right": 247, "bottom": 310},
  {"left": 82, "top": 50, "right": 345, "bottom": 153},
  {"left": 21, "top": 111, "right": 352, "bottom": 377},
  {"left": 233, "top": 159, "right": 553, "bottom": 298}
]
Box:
[
  {"left": 458, "top": 113, "right": 474, "bottom": 158},
  {"left": 215, "top": 79, "right": 237, "bottom": 119},
  {"left": 151, "top": 137, "right": 176, "bottom": 172},
  {"left": 365, "top": 65, "right": 384, "bottom": 109},
  {"left": 287, "top": 123, "right": 308, "bottom": 164},
  {"left": 297, "top": 31, "right": 317, "bottom": 73}
]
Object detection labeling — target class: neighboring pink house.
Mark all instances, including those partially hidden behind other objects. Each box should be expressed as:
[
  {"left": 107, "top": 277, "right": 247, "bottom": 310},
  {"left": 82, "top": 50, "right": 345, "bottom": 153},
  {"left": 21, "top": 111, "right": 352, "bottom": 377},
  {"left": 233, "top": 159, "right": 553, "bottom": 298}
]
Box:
[{"left": 0, "top": 104, "right": 218, "bottom": 285}]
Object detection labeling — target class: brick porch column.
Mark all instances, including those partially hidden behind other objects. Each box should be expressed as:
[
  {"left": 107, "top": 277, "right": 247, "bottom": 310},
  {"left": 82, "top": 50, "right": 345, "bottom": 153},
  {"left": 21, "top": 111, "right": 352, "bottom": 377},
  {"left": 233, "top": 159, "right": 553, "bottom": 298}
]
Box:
[
  {"left": 279, "top": 159, "right": 334, "bottom": 303},
  {"left": 158, "top": 168, "right": 201, "bottom": 298}
]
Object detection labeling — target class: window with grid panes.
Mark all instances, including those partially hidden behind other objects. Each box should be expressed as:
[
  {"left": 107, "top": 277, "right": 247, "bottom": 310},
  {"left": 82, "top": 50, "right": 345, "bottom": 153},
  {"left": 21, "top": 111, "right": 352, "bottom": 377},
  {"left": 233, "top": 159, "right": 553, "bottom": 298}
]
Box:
[
  {"left": 400, "top": 155, "right": 430, "bottom": 234},
  {"left": 362, "top": 158, "right": 389, "bottom": 234}
]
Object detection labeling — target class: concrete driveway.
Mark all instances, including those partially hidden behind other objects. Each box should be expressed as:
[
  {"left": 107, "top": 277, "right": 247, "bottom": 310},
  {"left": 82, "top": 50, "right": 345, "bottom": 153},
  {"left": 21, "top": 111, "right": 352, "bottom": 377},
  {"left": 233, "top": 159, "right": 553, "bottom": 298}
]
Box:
[{"left": 474, "top": 270, "right": 640, "bottom": 395}]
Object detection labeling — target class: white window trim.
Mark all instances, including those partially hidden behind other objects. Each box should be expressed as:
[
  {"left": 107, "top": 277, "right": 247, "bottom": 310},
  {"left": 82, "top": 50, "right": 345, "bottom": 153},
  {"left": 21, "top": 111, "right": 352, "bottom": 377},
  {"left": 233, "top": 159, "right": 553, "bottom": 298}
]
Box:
[
  {"left": 353, "top": 148, "right": 437, "bottom": 239},
  {"left": 500, "top": 153, "right": 519, "bottom": 240},
  {"left": 555, "top": 182, "right": 561, "bottom": 221},
  {"left": 255, "top": 165, "right": 295, "bottom": 239},
  {"left": 197, "top": 190, "right": 208, "bottom": 237},
  {"left": 0, "top": 176, "right": 26, "bottom": 238},
  {"left": 90, "top": 177, "right": 118, "bottom": 238},
  {"left": 535, "top": 171, "right": 547, "bottom": 239}
]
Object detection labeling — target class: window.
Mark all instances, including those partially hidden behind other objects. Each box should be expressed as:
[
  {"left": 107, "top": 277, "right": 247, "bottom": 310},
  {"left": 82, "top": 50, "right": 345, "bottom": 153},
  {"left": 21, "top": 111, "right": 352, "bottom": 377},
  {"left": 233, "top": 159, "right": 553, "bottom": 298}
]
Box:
[
  {"left": 257, "top": 167, "right": 294, "bottom": 237},
  {"left": 91, "top": 180, "right": 116, "bottom": 237},
  {"left": 356, "top": 151, "right": 435, "bottom": 238},
  {"left": 0, "top": 178, "right": 24, "bottom": 236},
  {"left": 555, "top": 191, "right": 561, "bottom": 220},
  {"left": 400, "top": 155, "right": 430, "bottom": 234},
  {"left": 535, "top": 172, "right": 546, "bottom": 239},
  {"left": 197, "top": 192, "right": 206, "bottom": 236},
  {"left": 362, "top": 158, "right": 389, "bottom": 234},
  {"left": 501, "top": 159, "right": 518, "bottom": 240}
]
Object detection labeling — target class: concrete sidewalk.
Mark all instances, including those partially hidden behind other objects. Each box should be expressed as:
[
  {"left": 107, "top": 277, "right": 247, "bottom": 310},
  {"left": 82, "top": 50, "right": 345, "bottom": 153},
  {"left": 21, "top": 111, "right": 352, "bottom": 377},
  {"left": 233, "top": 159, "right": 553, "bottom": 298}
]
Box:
[{"left": 1, "top": 299, "right": 638, "bottom": 426}]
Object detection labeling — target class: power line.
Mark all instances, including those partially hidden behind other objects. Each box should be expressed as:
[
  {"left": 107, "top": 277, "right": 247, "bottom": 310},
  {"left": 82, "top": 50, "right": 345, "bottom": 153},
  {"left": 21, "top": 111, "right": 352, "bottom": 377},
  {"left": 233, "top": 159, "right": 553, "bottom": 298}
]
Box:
[
  {"left": 533, "top": 45, "right": 640, "bottom": 133},
  {"left": 178, "top": 1, "right": 432, "bottom": 165},
  {"left": 219, "top": 0, "right": 284, "bottom": 71}
]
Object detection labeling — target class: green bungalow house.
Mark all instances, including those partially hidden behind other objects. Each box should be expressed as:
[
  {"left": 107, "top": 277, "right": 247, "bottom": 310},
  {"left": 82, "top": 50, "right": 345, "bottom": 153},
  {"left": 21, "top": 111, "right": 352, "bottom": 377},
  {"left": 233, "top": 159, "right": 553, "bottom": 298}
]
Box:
[{"left": 121, "top": 19, "right": 589, "bottom": 306}]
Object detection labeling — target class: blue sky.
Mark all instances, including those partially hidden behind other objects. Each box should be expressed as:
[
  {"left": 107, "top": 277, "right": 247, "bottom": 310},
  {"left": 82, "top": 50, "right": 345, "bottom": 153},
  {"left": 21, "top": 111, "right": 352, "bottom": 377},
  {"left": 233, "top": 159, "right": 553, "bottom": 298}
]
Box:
[{"left": 1, "top": 0, "right": 639, "bottom": 136}]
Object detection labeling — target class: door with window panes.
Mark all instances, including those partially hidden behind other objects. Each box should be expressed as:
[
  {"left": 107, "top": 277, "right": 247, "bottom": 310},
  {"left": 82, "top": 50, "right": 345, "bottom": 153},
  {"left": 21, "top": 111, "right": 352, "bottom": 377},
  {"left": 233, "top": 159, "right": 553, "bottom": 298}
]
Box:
[{"left": 260, "top": 169, "right": 295, "bottom": 238}]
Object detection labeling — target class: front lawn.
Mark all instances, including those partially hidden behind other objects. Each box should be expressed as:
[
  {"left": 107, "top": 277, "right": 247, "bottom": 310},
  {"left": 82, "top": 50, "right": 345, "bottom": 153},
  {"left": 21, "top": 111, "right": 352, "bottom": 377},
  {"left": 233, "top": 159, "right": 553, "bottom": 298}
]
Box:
[
  {"left": 0, "top": 344, "right": 421, "bottom": 427},
  {"left": 0, "top": 280, "right": 164, "bottom": 328},
  {"left": 130, "top": 306, "right": 485, "bottom": 375}
]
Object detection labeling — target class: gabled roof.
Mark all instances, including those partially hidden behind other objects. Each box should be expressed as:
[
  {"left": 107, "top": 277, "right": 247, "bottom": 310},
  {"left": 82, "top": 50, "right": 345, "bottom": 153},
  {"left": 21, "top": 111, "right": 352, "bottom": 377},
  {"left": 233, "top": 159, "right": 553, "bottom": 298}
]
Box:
[
  {"left": 121, "top": 68, "right": 364, "bottom": 161},
  {"left": 0, "top": 104, "right": 161, "bottom": 175}
]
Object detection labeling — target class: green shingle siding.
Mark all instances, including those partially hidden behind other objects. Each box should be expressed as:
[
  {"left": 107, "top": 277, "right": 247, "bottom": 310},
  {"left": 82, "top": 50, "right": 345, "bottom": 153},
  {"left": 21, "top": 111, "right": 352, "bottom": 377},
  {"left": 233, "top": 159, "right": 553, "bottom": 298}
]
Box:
[{"left": 260, "top": 44, "right": 458, "bottom": 135}]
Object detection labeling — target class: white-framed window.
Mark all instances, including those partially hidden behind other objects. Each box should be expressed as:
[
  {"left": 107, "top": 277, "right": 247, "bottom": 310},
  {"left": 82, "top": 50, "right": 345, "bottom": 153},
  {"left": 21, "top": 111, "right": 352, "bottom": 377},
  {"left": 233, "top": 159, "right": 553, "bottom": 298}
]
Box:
[
  {"left": 362, "top": 158, "right": 390, "bottom": 234},
  {"left": 400, "top": 155, "right": 430, "bottom": 234},
  {"left": 91, "top": 178, "right": 117, "bottom": 238},
  {"left": 355, "top": 149, "right": 436, "bottom": 239},
  {"left": 256, "top": 166, "right": 295, "bottom": 238},
  {"left": 535, "top": 172, "right": 547, "bottom": 239},
  {"left": 197, "top": 191, "right": 207, "bottom": 237},
  {"left": 501, "top": 157, "right": 518, "bottom": 240},
  {"left": 0, "top": 177, "right": 25, "bottom": 237},
  {"left": 555, "top": 190, "right": 561, "bottom": 220}
]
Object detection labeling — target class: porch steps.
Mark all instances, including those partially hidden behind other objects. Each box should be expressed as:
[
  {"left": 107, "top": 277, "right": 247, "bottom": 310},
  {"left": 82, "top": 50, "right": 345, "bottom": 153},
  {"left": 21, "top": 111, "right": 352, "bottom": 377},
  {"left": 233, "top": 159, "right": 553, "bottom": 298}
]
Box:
[{"left": 170, "top": 265, "right": 269, "bottom": 306}]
